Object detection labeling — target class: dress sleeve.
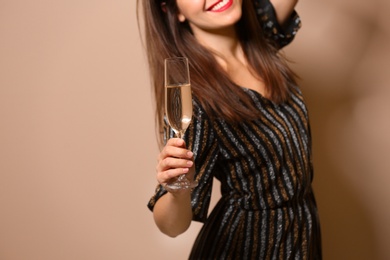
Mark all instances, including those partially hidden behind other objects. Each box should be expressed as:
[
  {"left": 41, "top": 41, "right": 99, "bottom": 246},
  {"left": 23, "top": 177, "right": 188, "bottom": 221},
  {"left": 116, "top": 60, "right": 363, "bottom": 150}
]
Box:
[
  {"left": 253, "top": 0, "right": 301, "bottom": 49},
  {"left": 147, "top": 99, "right": 219, "bottom": 223}
]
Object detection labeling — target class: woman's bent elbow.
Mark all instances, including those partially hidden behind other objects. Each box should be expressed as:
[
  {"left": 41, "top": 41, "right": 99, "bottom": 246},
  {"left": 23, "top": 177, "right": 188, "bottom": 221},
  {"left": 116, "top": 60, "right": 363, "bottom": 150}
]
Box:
[{"left": 157, "top": 221, "right": 191, "bottom": 238}]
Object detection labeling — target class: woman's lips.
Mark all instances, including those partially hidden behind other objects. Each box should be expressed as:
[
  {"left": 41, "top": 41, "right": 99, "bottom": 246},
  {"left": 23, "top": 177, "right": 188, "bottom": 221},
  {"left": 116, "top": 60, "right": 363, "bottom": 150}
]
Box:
[{"left": 207, "top": 0, "right": 233, "bottom": 12}]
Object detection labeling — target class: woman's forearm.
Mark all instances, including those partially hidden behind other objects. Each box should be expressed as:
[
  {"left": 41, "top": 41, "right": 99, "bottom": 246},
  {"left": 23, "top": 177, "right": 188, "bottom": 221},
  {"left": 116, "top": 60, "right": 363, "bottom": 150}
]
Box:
[
  {"left": 269, "top": 0, "right": 298, "bottom": 26},
  {"left": 153, "top": 138, "right": 195, "bottom": 237},
  {"left": 153, "top": 188, "right": 193, "bottom": 237}
]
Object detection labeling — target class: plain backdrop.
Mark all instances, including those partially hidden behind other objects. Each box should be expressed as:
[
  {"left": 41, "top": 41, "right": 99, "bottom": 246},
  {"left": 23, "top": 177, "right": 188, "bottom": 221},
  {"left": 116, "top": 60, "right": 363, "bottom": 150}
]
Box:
[{"left": 0, "top": 0, "right": 389, "bottom": 259}]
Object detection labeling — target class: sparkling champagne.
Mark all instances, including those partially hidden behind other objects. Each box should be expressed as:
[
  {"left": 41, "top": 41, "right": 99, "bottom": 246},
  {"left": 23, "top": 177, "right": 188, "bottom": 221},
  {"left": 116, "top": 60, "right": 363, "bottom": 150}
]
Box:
[{"left": 165, "top": 83, "right": 192, "bottom": 138}]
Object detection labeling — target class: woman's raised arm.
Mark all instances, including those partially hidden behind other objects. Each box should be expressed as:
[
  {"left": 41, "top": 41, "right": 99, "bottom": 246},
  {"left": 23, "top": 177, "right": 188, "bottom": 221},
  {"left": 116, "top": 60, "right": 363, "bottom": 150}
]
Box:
[
  {"left": 253, "top": 0, "right": 301, "bottom": 48},
  {"left": 270, "top": 0, "right": 298, "bottom": 26}
]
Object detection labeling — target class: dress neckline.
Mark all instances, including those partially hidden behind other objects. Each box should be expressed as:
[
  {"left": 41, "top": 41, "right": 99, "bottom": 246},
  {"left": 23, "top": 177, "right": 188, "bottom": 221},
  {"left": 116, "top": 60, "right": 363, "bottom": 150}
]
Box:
[{"left": 240, "top": 86, "right": 275, "bottom": 106}]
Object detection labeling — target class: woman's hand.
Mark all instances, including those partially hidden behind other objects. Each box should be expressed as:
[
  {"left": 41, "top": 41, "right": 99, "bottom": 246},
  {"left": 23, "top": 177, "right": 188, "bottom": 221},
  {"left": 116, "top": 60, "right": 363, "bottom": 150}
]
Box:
[{"left": 156, "top": 138, "right": 195, "bottom": 189}]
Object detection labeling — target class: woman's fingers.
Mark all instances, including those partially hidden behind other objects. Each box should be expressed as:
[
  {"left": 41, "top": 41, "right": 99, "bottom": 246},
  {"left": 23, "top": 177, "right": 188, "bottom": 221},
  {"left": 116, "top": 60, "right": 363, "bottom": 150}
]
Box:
[
  {"left": 156, "top": 155, "right": 193, "bottom": 175},
  {"left": 157, "top": 167, "right": 190, "bottom": 185},
  {"left": 156, "top": 138, "right": 194, "bottom": 186},
  {"left": 158, "top": 138, "right": 192, "bottom": 161},
  {"left": 161, "top": 157, "right": 193, "bottom": 170}
]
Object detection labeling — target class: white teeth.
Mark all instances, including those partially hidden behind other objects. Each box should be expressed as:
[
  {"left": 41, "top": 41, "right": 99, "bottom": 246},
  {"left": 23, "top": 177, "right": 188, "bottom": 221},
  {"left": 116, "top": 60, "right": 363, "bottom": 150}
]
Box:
[{"left": 211, "top": 0, "right": 229, "bottom": 11}]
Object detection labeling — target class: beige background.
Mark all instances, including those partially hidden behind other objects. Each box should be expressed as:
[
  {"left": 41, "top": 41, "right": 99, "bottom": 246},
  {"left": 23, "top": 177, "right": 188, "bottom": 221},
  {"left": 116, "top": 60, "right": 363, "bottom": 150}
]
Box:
[{"left": 0, "top": 0, "right": 389, "bottom": 259}]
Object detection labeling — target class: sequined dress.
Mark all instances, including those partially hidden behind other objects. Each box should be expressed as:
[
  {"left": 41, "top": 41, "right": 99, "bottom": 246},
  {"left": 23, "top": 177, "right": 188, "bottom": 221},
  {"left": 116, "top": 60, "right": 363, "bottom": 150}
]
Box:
[{"left": 148, "top": 0, "right": 321, "bottom": 259}]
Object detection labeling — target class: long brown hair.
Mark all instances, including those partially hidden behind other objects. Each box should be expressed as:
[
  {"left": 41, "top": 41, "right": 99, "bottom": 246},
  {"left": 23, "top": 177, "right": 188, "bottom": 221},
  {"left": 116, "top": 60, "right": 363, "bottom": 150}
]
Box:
[{"left": 137, "top": 0, "right": 298, "bottom": 145}]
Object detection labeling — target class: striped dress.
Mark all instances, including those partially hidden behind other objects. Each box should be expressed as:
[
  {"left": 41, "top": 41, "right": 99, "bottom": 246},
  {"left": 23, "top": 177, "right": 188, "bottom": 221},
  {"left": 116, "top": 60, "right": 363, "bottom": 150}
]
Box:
[
  {"left": 148, "top": 0, "right": 321, "bottom": 259},
  {"left": 148, "top": 87, "right": 321, "bottom": 259}
]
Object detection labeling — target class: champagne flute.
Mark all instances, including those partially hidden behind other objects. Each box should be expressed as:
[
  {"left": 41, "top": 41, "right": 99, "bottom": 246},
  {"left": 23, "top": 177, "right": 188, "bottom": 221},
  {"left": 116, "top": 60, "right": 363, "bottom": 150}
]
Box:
[{"left": 164, "top": 57, "right": 198, "bottom": 190}]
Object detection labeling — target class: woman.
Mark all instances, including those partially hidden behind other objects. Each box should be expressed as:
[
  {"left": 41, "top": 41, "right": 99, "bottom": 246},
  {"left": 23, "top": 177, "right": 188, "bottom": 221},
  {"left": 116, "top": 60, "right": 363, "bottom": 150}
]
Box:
[{"left": 139, "top": 0, "right": 321, "bottom": 258}]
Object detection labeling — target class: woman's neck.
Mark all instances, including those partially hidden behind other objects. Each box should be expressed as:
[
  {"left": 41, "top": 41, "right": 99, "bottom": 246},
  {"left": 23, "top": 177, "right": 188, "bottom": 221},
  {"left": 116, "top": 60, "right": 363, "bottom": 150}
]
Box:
[
  {"left": 192, "top": 26, "right": 246, "bottom": 70},
  {"left": 194, "top": 26, "right": 241, "bottom": 55},
  {"left": 192, "top": 25, "right": 266, "bottom": 96}
]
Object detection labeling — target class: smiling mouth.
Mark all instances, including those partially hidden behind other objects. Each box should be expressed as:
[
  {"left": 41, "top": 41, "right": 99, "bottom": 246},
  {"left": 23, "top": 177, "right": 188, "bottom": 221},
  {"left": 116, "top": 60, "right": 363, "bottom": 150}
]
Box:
[{"left": 207, "top": 0, "right": 233, "bottom": 12}]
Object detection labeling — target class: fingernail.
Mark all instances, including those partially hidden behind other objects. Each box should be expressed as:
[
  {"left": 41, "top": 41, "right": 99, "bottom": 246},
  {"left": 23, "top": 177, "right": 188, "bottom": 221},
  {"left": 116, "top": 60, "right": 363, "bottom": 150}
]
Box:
[
  {"left": 187, "top": 151, "right": 193, "bottom": 158},
  {"left": 187, "top": 161, "right": 193, "bottom": 167},
  {"left": 182, "top": 168, "right": 189, "bottom": 173}
]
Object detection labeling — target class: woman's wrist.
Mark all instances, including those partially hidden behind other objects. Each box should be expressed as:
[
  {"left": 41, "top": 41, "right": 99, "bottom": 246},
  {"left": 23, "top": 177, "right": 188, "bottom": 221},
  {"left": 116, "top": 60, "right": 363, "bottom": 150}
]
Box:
[{"left": 164, "top": 184, "right": 192, "bottom": 198}]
